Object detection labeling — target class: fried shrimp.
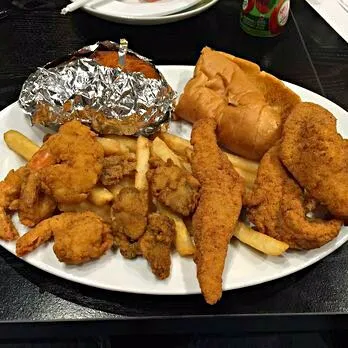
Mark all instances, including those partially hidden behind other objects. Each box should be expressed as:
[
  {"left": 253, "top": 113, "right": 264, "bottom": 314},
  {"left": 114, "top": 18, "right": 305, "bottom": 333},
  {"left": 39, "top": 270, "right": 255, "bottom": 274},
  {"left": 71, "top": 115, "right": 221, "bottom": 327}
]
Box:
[
  {"left": 16, "top": 212, "right": 112, "bottom": 264},
  {"left": 0, "top": 167, "right": 28, "bottom": 240},
  {"left": 246, "top": 146, "right": 342, "bottom": 249},
  {"left": 28, "top": 121, "right": 104, "bottom": 204},
  {"left": 0, "top": 167, "right": 27, "bottom": 209},
  {"left": 0, "top": 208, "right": 18, "bottom": 241},
  {"left": 18, "top": 172, "right": 56, "bottom": 227}
]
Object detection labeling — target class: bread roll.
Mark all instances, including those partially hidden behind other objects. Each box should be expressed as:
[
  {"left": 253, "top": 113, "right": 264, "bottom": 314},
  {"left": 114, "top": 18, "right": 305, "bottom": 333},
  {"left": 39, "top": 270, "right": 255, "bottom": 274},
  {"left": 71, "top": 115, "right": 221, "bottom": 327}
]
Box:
[{"left": 175, "top": 47, "right": 300, "bottom": 160}]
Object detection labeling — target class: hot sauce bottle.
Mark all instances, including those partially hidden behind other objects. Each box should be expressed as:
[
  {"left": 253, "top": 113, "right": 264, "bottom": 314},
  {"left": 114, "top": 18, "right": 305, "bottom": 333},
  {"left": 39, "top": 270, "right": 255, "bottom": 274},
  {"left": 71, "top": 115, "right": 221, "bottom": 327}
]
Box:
[{"left": 240, "top": 0, "right": 291, "bottom": 37}]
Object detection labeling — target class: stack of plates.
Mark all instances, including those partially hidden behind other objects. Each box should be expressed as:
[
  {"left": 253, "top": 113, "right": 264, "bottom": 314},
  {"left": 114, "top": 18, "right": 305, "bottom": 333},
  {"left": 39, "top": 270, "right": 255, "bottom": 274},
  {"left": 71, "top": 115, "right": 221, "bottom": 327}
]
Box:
[{"left": 75, "top": 0, "right": 219, "bottom": 25}]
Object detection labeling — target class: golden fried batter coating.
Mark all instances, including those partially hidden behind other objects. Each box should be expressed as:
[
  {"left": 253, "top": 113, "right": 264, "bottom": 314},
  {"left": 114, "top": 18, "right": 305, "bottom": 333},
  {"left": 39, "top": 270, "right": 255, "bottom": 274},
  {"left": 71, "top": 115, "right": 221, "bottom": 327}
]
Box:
[
  {"left": 0, "top": 208, "right": 18, "bottom": 241},
  {"left": 246, "top": 146, "right": 342, "bottom": 249},
  {"left": 280, "top": 102, "right": 348, "bottom": 218},
  {"left": 113, "top": 232, "right": 142, "bottom": 260},
  {"left": 100, "top": 153, "right": 136, "bottom": 186},
  {"left": 0, "top": 167, "right": 28, "bottom": 240},
  {"left": 28, "top": 121, "right": 104, "bottom": 204},
  {"left": 191, "top": 118, "right": 244, "bottom": 305},
  {"left": 19, "top": 172, "right": 56, "bottom": 227},
  {"left": 16, "top": 212, "right": 112, "bottom": 264},
  {"left": 111, "top": 187, "right": 148, "bottom": 259},
  {"left": 0, "top": 167, "right": 27, "bottom": 209},
  {"left": 139, "top": 213, "right": 175, "bottom": 280},
  {"left": 147, "top": 159, "right": 200, "bottom": 216}
]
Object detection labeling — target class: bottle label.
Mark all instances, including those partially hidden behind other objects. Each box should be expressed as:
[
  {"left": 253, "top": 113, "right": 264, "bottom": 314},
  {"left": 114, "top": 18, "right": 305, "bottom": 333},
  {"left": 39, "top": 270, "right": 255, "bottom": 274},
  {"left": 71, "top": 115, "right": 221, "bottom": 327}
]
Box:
[
  {"left": 240, "top": 0, "right": 290, "bottom": 37},
  {"left": 278, "top": 0, "right": 290, "bottom": 26},
  {"left": 242, "top": 0, "right": 249, "bottom": 10}
]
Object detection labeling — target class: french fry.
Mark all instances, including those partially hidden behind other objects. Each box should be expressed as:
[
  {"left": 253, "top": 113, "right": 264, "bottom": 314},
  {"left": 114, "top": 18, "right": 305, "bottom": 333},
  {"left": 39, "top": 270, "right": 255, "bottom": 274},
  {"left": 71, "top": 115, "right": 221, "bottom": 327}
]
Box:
[
  {"left": 225, "top": 153, "right": 259, "bottom": 175},
  {"left": 159, "top": 132, "right": 191, "bottom": 159},
  {"left": 160, "top": 132, "right": 259, "bottom": 175},
  {"left": 58, "top": 201, "right": 112, "bottom": 223},
  {"left": 156, "top": 202, "right": 195, "bottom": 256},
  {"left": 234, "top": 222, "right": 289, "bottom": 256},
  {"left": 107, "top": 176, "right": 134, "bottom": 198},
  {"left": 88, "top": 185, "right": 114, "bottom": 206},
  {"left": 104, "top": 135, "right": 137, "bottom": 152},
  {"left": 135, "top": 136, "right": 150, "bottom": 191},
  {"left": 151, "top": 137, "right": 189, "bottom": 170},
  {"left": 4, "top": 130, "right": 39, "bottom": 161},
  {"left": 97, "top": 137, "right": 129, "bottom": 156},
  {"left": 234, "top": 167, "right": 256, "bottom": 189}
]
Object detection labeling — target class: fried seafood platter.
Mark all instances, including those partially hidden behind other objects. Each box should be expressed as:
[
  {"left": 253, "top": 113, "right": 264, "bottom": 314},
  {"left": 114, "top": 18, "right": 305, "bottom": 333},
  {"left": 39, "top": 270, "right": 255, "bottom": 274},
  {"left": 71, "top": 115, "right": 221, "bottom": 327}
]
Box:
[{"left": 1, "top": 58, "right": 348, "bottom": 305}]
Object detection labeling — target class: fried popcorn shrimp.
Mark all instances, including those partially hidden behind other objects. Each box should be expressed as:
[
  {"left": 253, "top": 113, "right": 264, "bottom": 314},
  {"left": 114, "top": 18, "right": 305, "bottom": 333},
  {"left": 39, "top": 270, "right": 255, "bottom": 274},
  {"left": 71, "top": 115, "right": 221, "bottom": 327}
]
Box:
[
  {"left": 0, "top": 167, "right": 28, "bottom": 240},
  {"left": 18, "top": 172, "right": 56, "bottom": 227},
  {"left": 28, "top": 121, "right": 104, "bottom": 204},
  {"left": 16, "top": 212, "right": 112, "bottom": 264}
]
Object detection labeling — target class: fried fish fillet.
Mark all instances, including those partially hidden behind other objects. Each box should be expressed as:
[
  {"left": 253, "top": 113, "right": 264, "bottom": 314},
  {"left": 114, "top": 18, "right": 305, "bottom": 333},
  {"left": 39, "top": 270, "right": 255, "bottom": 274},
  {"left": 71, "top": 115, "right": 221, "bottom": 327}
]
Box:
[
  {"left": 280, "top": 102, "right": 348, "bottom": 218},
  {"left": 246, "top": 146, "right": 342, "bottom": 249},
  {"left": 191, "top": 118, "right": 244, "bottom": 304}
]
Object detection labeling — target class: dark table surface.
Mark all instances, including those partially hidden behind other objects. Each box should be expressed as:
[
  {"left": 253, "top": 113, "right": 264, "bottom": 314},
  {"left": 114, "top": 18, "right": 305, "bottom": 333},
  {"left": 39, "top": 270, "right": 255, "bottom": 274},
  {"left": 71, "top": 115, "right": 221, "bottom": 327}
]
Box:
[{"left": 0, "top": 0, "right": 348, "bottom": 339}]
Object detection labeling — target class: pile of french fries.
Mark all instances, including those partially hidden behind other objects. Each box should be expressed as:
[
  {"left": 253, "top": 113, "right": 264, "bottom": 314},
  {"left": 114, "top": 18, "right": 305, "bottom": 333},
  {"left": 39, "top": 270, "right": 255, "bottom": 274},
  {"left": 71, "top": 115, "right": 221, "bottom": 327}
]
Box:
[{"left": 3, "top": 128, "right": 289, "bottom": 258}]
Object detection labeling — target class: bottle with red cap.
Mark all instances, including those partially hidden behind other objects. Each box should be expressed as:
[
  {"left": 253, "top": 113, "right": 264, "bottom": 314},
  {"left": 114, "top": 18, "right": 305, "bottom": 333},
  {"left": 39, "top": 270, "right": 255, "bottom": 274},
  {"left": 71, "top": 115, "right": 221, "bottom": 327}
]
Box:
[{"left": 240, "top": 0, "right": 291, "bottom": 37}]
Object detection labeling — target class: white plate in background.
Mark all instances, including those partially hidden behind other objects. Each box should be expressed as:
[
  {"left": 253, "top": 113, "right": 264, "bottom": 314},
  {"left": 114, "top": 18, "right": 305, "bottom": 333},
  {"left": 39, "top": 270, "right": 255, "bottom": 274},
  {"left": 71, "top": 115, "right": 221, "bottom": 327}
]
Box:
[
  {"left": 305, "top": 0, "right": 348, "bottom": 43},
  {"left": 80, "top": 0, "right": 219, "bottom": 25}
]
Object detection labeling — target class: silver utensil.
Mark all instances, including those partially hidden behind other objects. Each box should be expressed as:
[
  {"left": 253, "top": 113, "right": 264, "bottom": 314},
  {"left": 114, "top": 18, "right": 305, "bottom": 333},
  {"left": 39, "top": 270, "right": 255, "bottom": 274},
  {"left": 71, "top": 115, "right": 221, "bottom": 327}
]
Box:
[{"left": 0, "top": 9, "right": 9, "bottom": 19}]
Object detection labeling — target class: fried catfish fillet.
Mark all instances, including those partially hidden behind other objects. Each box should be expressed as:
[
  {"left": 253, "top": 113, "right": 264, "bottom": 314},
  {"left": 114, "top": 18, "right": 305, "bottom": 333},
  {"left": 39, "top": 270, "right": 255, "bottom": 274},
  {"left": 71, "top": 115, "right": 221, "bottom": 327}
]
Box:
[
  {"left": 191, "top": 118, "right": 244, "bottom": 304},
  {"left": 280, "top": 102, "right": 348, "bottom": 218},
  {"left": 246, "top": 145, "right": 342, "bottom": 249}
]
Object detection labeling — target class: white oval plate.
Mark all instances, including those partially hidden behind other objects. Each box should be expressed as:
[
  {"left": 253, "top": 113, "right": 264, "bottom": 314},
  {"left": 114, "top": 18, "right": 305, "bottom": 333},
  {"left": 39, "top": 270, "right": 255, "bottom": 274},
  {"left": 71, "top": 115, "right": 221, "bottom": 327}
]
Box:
[
  {"left": 72, "top": 0, "right": 201, "bottom": 18},
  {"left": 0, "top": 65, "right": 347, "bottom": 295},
  {"left": 80, "top": 0, "right": 219, "bottom": 25}
]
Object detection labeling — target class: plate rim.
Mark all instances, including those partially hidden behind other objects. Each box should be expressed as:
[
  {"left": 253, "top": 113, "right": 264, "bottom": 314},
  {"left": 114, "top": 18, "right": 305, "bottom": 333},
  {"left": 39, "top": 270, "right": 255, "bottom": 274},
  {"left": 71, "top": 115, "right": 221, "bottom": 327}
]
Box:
[
  {"left": 78, "top": 0, "right": 203, "bottom": 18},
  {"left": 0, "top": 64, "right": 347, "bottom": 295},
  {"left": 81, "top": 0, "right": 219, "bottom": 25}
]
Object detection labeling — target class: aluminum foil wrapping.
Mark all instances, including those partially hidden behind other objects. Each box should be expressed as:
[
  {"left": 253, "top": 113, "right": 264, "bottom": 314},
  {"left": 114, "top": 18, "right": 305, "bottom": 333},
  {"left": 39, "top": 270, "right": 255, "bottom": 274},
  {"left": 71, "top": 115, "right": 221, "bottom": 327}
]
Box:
[{"left": 18, "top": 40, "right": 176, "bottom": 136}]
